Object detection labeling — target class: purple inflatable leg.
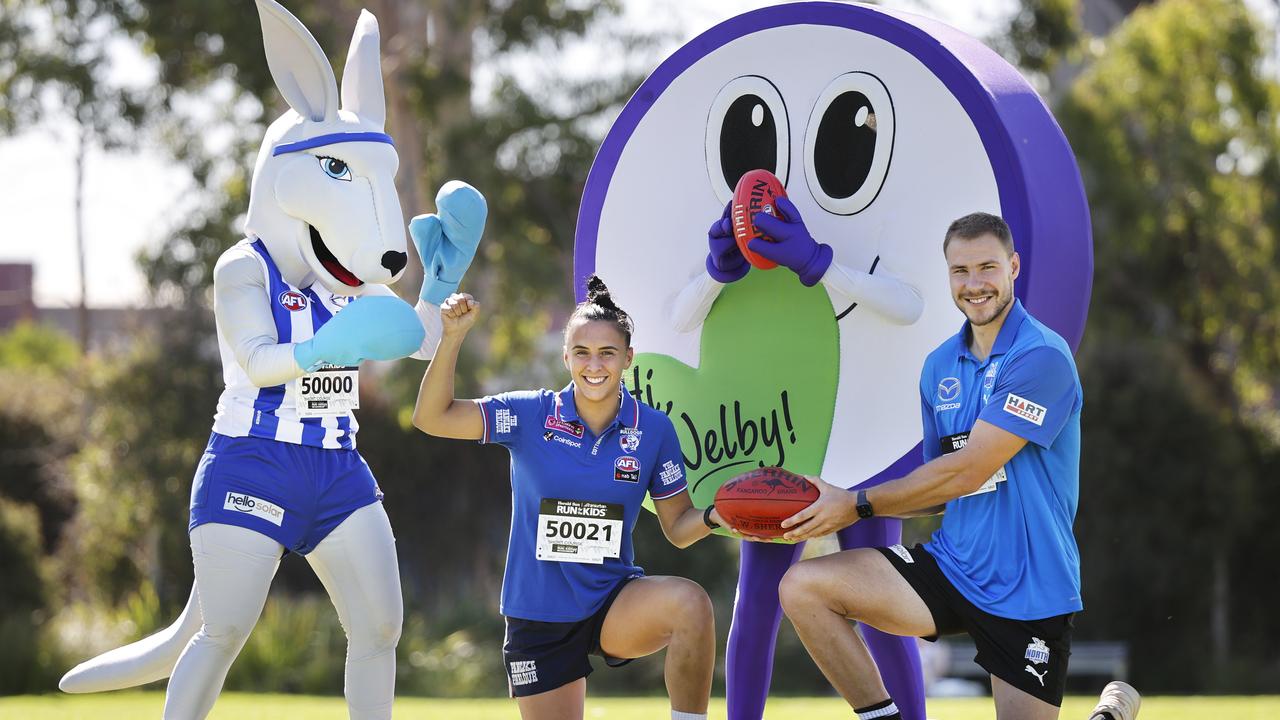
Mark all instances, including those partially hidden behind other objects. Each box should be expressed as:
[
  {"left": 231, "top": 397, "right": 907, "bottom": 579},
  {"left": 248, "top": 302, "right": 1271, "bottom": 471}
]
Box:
[
  {"left": 837, "top": 517, "right": 927, "bottom": 720},
  {"left": 725, "top": 539, "right": 805, "bottom": 720}
]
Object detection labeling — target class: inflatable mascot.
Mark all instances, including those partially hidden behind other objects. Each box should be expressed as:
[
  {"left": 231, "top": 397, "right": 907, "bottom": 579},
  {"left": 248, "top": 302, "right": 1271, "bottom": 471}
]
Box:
[
  {"left": 58, "top": 1, "right": 487, "bottom": 718},
  {"left": 575, "top": 4, "right": 1091, "bottom": 719}
]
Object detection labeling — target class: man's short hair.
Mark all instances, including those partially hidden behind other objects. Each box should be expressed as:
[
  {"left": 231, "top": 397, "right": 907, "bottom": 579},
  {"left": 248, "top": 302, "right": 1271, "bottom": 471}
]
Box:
[{"left": 944, "top": 212, "right": 1015, "bottom": 256}]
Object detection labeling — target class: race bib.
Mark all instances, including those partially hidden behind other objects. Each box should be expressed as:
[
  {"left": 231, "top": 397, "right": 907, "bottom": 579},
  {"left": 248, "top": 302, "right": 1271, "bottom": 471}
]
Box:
[
  {"left": 940, "top": 432, "right": 1007, "bottom": 497},
  {"left": 295, "top": 365, "right": 359, "bottom": 418},
  {"left": 536, "top": 499, "right": 624, "bottom": 564}
]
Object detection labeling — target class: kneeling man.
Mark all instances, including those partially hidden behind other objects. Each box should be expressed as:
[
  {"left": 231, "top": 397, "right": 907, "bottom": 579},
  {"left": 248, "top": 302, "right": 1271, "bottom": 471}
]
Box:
[{"left": 776, "top": 213, "right": 1135, "bottom": 720}]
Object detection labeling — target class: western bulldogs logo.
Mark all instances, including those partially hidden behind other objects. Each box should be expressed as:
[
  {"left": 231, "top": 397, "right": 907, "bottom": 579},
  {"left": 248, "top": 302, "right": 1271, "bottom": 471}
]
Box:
[
  {"left": 619, "top": 428, "right": 641, "bottom": 452},
  {"left": 278, "top": 290, "right": 308, "bottom": 312}
]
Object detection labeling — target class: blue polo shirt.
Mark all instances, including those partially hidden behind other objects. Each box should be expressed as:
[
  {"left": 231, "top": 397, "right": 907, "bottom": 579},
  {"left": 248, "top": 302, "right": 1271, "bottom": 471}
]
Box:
[
  {"left": 919, "top": 299, "right": 1083, "bottom": 620},
  {"left": 476, "top": 383, "right": 688, "bottom": 622}
]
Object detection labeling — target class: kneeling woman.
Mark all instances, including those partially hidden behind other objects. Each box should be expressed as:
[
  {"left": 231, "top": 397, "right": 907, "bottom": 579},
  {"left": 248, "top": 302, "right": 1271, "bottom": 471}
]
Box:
[{"left": 412, "top": 276, "right": 724, "bottom": 720}]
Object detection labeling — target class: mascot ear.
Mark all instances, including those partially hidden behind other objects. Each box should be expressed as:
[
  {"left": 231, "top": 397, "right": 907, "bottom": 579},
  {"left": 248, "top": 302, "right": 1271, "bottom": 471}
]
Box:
[
  {"left": 255, "top": 0, "right": 339, "bottom": 122},
  {"left": 341, "top": 9, "right": 386, "bottom": 129}
]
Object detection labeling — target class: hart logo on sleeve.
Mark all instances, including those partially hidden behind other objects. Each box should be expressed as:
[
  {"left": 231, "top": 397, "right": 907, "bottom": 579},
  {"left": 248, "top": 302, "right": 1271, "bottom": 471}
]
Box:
[{"left": 1003, "top": 393, "right": 1046, "bottom": 426}]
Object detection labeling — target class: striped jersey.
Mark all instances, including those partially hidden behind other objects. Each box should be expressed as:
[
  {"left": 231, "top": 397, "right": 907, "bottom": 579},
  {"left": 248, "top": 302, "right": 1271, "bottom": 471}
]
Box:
[{"left": 211, "top": 239, "right": 359, "bottom": 449}]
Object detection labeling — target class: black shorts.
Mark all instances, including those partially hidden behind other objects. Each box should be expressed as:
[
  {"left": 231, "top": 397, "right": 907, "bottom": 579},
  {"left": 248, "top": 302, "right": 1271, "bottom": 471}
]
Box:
[
  {"left": 502, "top": 576, "right": 638, "bottom": 697},
  {"left": 877, "top": 544, "right": 1074, "bottom": 706}
]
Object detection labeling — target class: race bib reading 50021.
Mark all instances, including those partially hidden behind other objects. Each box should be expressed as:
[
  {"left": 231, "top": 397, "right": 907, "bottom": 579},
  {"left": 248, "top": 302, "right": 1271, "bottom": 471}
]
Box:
[{"left": 536, "top": 499, "right": 624, "bottom": 564}]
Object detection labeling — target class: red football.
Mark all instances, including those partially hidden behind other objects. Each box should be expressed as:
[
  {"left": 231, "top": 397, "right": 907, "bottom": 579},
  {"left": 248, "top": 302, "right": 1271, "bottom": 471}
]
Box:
[
  {"left": 714, "top": 466, "right": 818, "bottom": 539},
  {"left": 731, "top": 169, "right": 788, "bottom": 270}
]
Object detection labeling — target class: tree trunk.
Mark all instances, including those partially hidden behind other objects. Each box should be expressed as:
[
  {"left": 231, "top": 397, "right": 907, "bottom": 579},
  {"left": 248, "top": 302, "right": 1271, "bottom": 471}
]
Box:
[
  {"left": 1211, "top": 546, "right": 1230, "bottom": 670},
  {"left": 325, "top": 0, "right": 478, "bottom": 300},
  {"left": 75, "top": 124, "right": 90, "bottom": 352}
]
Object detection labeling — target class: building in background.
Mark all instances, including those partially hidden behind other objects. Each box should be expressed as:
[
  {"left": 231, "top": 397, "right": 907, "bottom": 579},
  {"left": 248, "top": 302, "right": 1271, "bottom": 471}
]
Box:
[{"left": 0, "top": 260, "right": 172, "bottom": 353}]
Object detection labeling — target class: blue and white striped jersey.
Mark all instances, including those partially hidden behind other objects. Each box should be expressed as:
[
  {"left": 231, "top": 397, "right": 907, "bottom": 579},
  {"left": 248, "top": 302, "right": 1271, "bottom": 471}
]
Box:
[{"left": 211, "top": 239, "right": 359, "bottom": 449}]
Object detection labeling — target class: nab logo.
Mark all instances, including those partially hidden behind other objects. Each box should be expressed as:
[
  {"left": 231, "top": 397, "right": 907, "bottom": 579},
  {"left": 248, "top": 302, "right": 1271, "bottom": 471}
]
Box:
[{"left": 279, "top": 290, "right": 309, "bottom": 312}]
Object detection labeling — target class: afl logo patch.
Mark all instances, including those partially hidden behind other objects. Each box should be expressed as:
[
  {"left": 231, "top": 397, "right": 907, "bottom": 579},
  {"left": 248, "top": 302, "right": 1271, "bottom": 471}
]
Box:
[
  {"left": 279, "top": 290, "right": 309, "bottom": 312},
  {"left": 614, "top": 455, "right": 640, "bottom": 483}
]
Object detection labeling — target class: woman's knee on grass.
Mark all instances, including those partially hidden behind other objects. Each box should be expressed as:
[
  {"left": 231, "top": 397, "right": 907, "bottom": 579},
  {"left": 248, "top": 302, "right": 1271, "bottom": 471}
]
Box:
[{"left": 660, "top": 577, "right": 714, "bottom": 637}]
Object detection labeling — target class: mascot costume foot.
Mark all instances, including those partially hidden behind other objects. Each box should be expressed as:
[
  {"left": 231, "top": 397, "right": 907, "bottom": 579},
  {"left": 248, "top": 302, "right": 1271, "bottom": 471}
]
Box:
[
  {"left": 58, "top": 2, "right": 487, "bottom": 718},
  {"left": 574, "top": 4, "right": 1092, "bottom": 719}
]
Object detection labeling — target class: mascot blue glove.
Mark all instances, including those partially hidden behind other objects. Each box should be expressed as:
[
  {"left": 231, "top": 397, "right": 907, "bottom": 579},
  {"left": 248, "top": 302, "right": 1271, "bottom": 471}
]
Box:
[
  {"left": 411, "top": 180, "right": 488, "bottom": 305},
  {"left": 706, "top": 201, "right": 750, "bottom": 283},
  {"left": 294, "top": 295, "right": 426, "bottom": 371},
  {"left": 750, "top": 197, "right": 834, "bottom": 287}
]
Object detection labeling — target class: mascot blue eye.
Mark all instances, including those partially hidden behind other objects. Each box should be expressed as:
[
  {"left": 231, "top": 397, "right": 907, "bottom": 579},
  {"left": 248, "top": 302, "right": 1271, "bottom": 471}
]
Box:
[{"left": 318, "top": 156, "right": 352, "bottom": 181}]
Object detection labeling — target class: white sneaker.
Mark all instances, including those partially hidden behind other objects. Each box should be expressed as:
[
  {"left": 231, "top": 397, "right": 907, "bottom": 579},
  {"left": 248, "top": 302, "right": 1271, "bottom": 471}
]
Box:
[{"left": 1088, "top": 680, "right": 1141, "bottom": 720}]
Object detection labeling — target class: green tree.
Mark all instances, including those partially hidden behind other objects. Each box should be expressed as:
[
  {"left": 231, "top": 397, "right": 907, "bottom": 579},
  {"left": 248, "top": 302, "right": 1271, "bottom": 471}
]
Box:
[
  {"left": 0, "top": 323, "right": 84, "bottom": 692},
  {"left": 1054, "top": 0, "right": 1280, "bottom": 690}
]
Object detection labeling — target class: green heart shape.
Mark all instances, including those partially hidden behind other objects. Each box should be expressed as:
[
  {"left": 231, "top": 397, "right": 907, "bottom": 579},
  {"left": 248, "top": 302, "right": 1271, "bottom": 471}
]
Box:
[{"left": 630, "top": 268, "right": 839, "bottom": 537}]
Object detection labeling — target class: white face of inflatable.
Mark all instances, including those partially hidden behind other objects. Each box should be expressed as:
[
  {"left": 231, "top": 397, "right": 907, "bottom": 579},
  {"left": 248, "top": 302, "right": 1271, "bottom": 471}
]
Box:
[
  {"left": 593, "top": 22, "right": 1002, "bottom": 486},
  {"left": 246, "top": 0, "right": 407, "bottom": 296}
]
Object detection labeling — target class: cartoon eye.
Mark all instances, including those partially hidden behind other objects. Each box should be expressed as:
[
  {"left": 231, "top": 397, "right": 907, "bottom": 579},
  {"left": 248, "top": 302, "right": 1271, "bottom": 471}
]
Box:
[
  {"left": 318, "top": 156, "right": 352, "bottom": 181},
  {"left": 803, "top": 72, "right": 894, "bottom": 215},
  {"left": 705, "top": 75, "right": 790, "bottom": 204}
]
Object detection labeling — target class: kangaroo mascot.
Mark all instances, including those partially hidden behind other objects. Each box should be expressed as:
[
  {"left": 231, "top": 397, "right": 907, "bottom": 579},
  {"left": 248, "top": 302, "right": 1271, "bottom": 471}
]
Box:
[{"left": 58, "top": 2, "right": 487, "bottom": 718}]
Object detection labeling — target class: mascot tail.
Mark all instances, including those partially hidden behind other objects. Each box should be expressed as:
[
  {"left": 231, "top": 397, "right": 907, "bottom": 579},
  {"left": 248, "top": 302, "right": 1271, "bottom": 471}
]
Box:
[{"left": 59, "top": 584, "right": 203, "bottom": 693}]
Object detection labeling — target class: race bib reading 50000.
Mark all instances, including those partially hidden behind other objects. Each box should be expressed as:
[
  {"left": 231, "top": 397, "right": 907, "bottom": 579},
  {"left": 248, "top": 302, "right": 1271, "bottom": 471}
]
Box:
[
  {"left": 536, "top": 499, "right": 624, "bottom": 564},
  {"left": 295, "top": 365, "right": 359, "bottom": 418}
]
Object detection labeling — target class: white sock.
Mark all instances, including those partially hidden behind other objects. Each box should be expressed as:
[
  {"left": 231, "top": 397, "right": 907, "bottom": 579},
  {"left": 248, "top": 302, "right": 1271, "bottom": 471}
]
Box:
[
  {"left": 855, "top": 700, "right": 901, "bottom": 719},
  {"left": 671, "top": 711, "right": 707, "bottom": 720}
]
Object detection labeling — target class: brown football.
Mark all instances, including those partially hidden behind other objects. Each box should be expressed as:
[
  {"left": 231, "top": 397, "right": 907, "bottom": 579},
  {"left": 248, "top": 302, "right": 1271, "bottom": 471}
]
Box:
[
  {"left": 731, "top": 168, "right": 787, "bottom": 270},
  {"left": 714, "top": 466, "right": 819, "bottom": 539}
]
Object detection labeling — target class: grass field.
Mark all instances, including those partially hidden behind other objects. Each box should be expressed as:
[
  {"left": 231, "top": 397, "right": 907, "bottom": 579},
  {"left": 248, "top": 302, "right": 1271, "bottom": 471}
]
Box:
[{"left": 1, "top": 693, "right": 1278, "bottom": 719}]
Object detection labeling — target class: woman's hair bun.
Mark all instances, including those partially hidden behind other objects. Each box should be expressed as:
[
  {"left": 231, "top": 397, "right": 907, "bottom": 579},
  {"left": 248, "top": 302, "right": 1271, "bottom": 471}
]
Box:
[
  {"left": 584, "top": 275, "right": 619, "bottom": 311},
  {"left": 566, "top": 274, "right": 633, "bottom": 345},
  {"left": 585, "top": 274, "right": 608, "bottom": 300}
]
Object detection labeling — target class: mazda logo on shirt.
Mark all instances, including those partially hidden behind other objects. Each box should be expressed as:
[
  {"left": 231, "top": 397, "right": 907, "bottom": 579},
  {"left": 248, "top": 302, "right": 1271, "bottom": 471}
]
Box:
[{"left": 937, "top": 377, "right": 961, "bottom": 401}]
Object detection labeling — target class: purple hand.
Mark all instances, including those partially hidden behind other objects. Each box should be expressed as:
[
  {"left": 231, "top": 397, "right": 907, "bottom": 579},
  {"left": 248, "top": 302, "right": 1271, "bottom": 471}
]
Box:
[
  {"left": 706, "top": 201, "right": 750, "bottom": 283},
  {"left": 749, "top": 197, "right": 833, "bottom": 287}
]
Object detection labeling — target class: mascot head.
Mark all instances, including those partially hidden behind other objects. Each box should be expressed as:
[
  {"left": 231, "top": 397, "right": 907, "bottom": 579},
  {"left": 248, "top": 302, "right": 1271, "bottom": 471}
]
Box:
[
  {"left": 576, "top": 2, "right": 1092, "bottom": 507},
  {"left": 246, "top": 0, "right": 407, "bottom": 295}
]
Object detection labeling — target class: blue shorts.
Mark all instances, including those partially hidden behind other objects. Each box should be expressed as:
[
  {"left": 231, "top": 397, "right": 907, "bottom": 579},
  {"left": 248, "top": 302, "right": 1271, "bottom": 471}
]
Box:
[
  {"left": 502, "top": 575, "right": 637, "bottom": 697},
  {"left": 189, "top": 432, "right": 382, "bottom": 555}
]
